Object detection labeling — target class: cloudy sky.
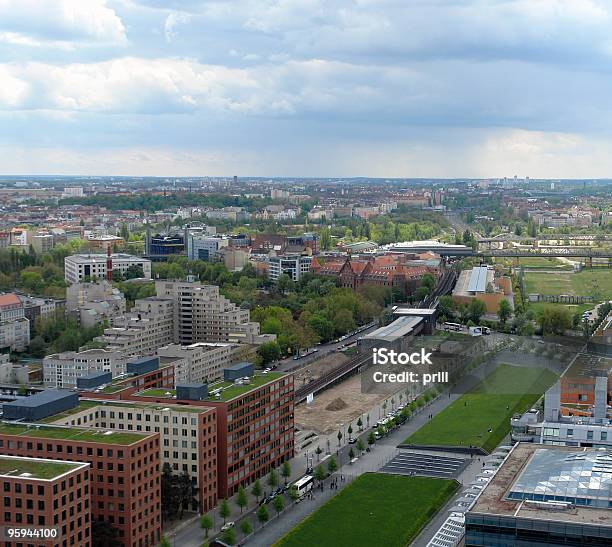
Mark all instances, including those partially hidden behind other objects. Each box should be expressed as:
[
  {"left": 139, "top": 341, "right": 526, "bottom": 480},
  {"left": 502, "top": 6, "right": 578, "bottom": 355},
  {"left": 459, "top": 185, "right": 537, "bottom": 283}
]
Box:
[{"left": 2, "top": 0, "right": 612, "bottom": 178}]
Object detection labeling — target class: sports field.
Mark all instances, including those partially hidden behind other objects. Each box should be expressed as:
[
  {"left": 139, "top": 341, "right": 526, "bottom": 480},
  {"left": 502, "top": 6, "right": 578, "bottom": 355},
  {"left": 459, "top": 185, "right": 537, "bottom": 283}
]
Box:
[
  {"left": 274, "top": 473, "right": 458, "bottom": 547},
  {"left": 404, "top": 365, "right": 558, "bottom": 452},
  {"left": 524, "top": 269, "right": 612, "bottom": 300}
]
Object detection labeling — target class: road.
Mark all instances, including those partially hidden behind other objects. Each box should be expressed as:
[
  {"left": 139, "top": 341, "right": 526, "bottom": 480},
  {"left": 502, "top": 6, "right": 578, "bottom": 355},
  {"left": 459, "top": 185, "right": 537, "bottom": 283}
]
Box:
[{"left": 445, "top": 212, "right": 483, "bottom": 241}]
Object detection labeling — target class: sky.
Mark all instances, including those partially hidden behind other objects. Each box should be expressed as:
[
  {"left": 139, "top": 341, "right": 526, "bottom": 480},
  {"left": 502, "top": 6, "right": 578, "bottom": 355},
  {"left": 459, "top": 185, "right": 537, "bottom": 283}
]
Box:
[{"left": 2, "top": 0, "right": 612, "bottom": 178}]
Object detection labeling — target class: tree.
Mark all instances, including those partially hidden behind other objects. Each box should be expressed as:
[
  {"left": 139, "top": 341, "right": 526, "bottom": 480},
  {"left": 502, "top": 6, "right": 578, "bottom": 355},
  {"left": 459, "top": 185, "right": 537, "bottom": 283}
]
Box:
[
  {"left": 256, "top": 505, "right": 269, "bottom": 526},
  {"left": 272, "top": 495, "right": 285, "bottom": 515},
  {"left": 267, "top": 468, "right": 279, "bottom": 489},
  {"left": 277, "top": 273, "right": 294, "bottom": 293},
  {"left": 161, "top": 464, "right": 197, "bottom": 521},
  {"left": 421, "top": 273, "right": 435, "bottom": 291},
  {"left": 257, "top": 341, "right": 281, "bottom": 364},
  {"left": 160, "top": 538, "right": 171, "bottom": 547},
  {"left": 349, "top": 447, "right": 355, "bottom": 460},
  {"left": 347, "top": 424, "right": 353, "bottom": 437},
  {"left": 315, "top": 446, "right": 323, "bottom": 460},
  {"left": 111, "top": 269, "right": 124, "bottom": 282},
  {"left": 236, "top": 485, "right": 248, "bottom": 514},
  {"left": 498, "top": 299, "right": 512, "bottom": 324},
  {"left": 200, "top": 514, "right": 213, "bottom": 538},
  {"left": 219, "top": 499, "right": 231, "bottom": 525},
  {"left": 281, "top": 461, "right": 291, "bottom": 484},
  {"left": 538, "top": 306, "right": 572, "bottom": 335},
  {"left": 328, "top": 456, "right": 338, "bottom": 474},
  {"left": 438, "top": 295, "right": 455, "bottom": 318},
  {"left": 222, "top": 527, "right": 236, "bottom": 546},
  {"left": 415, "top": 286, "right": 430, "bottom": 301},
  {"left": 356, "top": 416, "right": 363, "bottom": 430},
  {"left": 356, "top": 438, "right": 365, "bottom": 453},
  {"left": 240, "top": 518, "right": 253, "bottom": 536},
  {"left": 288, "top": 485, "right": 300, "bottom": 502},
  {"left": 320, "top": 227, "right": 332, "bottom": 250},
  {"left": 314, "top": 465, "right": 326, "bottom": 483},
  {"left": 367, "top": 432, "right": 375, "bottom": 445},
  {"left": 337, "top": 430, "right": 343, "bottom": 446},
  {"left": 125, "top": 264, "right": 144, "bottom": 279},
  {"left": 251, "top": 479, "right": 263, "bottom": 502},
  {"left": 468, "top": 299, "right": 487, "bottom": 323}
]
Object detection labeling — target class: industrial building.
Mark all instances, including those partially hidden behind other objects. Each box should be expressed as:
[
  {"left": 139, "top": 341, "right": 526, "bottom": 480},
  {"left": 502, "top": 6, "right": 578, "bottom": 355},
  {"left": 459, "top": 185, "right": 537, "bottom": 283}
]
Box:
[
  {"left": 361, "top": 315, "right": 424, "bottom": 353},
  {"left": 2, "top": 389, "right": 79, "bottom": 421},
  {"left": 452, "top": 266, "right": 513, "bottom": 314},
  {"left": 466, "top": 443, "right": 612, "bottom": 546}
]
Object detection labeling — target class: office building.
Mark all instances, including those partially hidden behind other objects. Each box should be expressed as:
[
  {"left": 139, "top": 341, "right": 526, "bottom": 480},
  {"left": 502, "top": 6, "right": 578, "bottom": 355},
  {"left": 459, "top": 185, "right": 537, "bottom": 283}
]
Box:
[
  {"left": 64, "top": 254, "right": 151, "bottom": 284},
  {"left": 268, "top": 255, "right": 312, "bottom": 281},
  {"left": 466, "top": 443, "right": 612, "bottom": 546},
  {"left": 0, "top": 455, "right": 91, "bottom": 547},
  {"left": 185, "top": 234, "right": 229, "bottom": 261},
  {"left": 0, "top": 422, "right": 161, "bottom": 547},
  {"left": 47, "top": 401, "right": 218, "bottom": 513},
  {"left": 43, "top": 349, "right": 126, "bottom": 389},
  {"left": 144, "top": 232, "right": 185, "bottom": 261},
  {"left": 131, "top": 371, "right": 294, "bottom": 498},
  {"left": 156, "top": 342, "right": 236, "bottom": 384}
]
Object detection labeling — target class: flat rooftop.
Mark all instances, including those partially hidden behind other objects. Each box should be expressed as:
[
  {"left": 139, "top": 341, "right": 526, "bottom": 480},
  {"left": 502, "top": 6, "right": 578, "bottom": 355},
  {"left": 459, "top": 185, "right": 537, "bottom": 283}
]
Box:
[
  {"left": 469, "top": 443, "right": 612, "bottom": 526},
  {"left": 0, "top": 423, "right": 149, "bottom": 445},
  {"left": 138, "top": 372, "right": 285, "bottom": 402},
  {"left": 0, "top": 455, "right": 86, "bottom": 480},
  {"left": 362, "top": 316, "right": 422, "bottom": 342}
]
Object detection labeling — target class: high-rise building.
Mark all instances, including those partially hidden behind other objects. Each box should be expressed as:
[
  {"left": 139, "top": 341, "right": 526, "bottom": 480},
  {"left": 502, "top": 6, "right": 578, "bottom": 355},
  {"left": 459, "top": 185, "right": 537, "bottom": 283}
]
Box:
[{"left": 156, "top": 342, "right": 236, "bottom": 384}]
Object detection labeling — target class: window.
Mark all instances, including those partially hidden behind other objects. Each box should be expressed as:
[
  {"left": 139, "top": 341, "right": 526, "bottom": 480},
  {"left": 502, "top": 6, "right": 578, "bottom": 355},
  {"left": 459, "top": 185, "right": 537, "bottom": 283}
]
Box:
[
  {"left": 601, "top": 431, "right": 608, "bottom": 441},
  {"left": 587, "top": 430, "right": 594, "bottom": 440}
]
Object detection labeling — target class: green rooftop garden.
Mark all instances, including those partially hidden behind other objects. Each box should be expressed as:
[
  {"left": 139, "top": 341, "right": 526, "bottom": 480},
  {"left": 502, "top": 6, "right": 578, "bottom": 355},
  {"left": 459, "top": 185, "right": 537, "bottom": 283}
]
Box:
[
  {"left": 0, "top": 423, "right": 147, "bottom": 445},
  {"left": 0, "top": 457, "right": 81, "bottom": 480},
  {"left": 37, "top": 400, "right": 100, "bottom": 423},
  {"left": 138, "top": 372, "right": 285, "bottom": 402}
]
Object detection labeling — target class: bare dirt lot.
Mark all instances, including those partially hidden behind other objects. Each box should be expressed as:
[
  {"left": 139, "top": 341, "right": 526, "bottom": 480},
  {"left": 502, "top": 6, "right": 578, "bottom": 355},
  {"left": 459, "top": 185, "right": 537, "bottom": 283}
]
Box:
[{"left": 295, "top": 374, "right": 389, "bottom": 435}]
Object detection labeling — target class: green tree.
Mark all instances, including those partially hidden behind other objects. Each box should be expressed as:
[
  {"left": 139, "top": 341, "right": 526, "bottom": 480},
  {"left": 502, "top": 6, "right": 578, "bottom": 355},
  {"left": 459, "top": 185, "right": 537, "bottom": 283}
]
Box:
[
  {"left": 277, "top": 273, "right": 294, "bottom": 294},
  {"left": 347, "top": 424, "right": 353, "bottom": 437},
  {"left": 200, "top": 514, "right": 213, "bottom": 538},
  {"left": 320, "top": 227, "right": 332, "bottom": 250},
  {"left": 415, "top": 286, "right": 430, "bottom": 301},
  {"left": 315, "top": 446, "right": 323, "bottom": 460},
  {"left": 219, "top": 499, "right": 231, "bottom": 525},
  {"left": 257, "top": 341, "right": 281, "bottom": 364},
  {"left": 498, "top": 299, "right": 512, "bottom": 324},
  {"left": 349, "top": 447, "right": 355, "bottom": 460},
  {"left": 367, "top": 431, "right": 376, "bottom": 445},
  {"left": 288, "top": 485, "right": 300, "bottom": 502},
  {"left": 251, "top": 479, "right": 263, "bottom": 502},
  {"left": 356, "top": 439, "right": 365, "bottom": 453},
  {"left": 314, "top": 465, "right": 326, "bottom": 483},
  {"left": 240, "top": 518, "right": 253, "bottom": 536},
  {"left": 267, "top": 468, "right": 279, "bottom": 489},
  {"left": 221, "top": 527, "right": 236, "bottom": 545},
  {"left": 281, "top": 461, "right": 291, "bottom": 485},
  {"left": 160, "top": 538, "right": 171, "bottom": 547},
  {"left": 438, "top": 295, "right": 455, "bottom": 318},
  {"left": 256, "top": 505, "right": 269, "bottom": 526},
  {"left": 328, "top": 456, "right": 338, "bottom": 474},
  {"left": 272, "top": 495, "right": 285, "bottom": 515},
  {"left": 236, "top": 485, "right": 248, "bottom": 514},
  {"left": 337, "top": 430, "right": 343, "bottom": 446},
  {"left": 468, "top": 299, "right": 487, "bottom": 323},
  {"left": 356, "top": 416, "right": 363, "bottom": 430}
]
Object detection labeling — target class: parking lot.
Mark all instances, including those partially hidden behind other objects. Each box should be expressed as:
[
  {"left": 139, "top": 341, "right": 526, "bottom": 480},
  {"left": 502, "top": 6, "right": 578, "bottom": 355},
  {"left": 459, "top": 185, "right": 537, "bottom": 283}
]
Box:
[{"left": 380, "top": 450, "right": 469, "bottom": 479}]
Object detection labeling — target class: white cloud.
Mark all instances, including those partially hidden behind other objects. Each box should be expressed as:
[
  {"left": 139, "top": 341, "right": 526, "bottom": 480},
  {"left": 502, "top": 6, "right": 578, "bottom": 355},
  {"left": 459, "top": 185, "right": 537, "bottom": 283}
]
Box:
[
  {"left": 164, "top": 12, "right": 191, "bottom": 42},
  {"left": 0, "top": 0, "right": 127, "bottom": 47}
]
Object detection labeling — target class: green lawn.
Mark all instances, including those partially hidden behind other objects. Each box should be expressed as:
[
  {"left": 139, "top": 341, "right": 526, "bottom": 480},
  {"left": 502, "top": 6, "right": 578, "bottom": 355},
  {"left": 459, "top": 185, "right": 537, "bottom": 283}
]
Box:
[
  {"left": 274, "top": 473, "right": 458, "bottom": 547},
  {"left": 524, "top": 269, "right": 612, "bottom": 300},
  {"left": 517, "top": 257, "right": 572, "bottom": 270},
  {"left": 0, "top": 457, "right": 80, "bottom": 479},
  {"left": 404, "top": 365, "right": 558, "bottom": 452}
]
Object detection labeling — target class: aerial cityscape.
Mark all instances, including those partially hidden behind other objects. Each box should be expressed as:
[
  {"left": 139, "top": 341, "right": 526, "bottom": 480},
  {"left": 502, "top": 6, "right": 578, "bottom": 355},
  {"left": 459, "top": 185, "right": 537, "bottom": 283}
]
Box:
[{"left": 1, "top": 2, "right": 612, "bottom": 547}]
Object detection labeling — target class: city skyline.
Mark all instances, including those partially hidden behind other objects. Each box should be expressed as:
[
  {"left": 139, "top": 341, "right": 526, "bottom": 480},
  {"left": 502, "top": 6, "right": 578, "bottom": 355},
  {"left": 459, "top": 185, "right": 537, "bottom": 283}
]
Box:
[{"left": 3, "top": 1, "right": 612, "bottom": 177}]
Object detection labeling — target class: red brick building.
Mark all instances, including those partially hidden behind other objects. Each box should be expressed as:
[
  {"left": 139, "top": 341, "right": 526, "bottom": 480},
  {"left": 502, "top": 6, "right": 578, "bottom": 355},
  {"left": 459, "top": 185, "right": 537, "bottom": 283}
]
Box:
[
  {"left": 0, "top": 455, "right": 90, "bottom": 547},
  {"left": 0, "top": 424, "right": 160, "bottom": 547}
]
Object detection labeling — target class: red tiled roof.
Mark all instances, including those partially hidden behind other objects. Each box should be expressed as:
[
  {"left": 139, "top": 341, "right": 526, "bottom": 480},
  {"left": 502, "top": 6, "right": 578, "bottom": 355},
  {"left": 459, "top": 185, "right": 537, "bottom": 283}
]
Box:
[{"left": 0, "top": 293, "right": 22, "bottom": 308}]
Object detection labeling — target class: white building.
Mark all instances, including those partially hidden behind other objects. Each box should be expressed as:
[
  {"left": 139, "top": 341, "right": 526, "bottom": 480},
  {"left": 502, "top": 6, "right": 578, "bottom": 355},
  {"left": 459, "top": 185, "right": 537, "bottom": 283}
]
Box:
[
  {"left": 268, "top": 255, "right": 312, "bottom": 281},
  {"left": 96, "top": 297, "right": 174, "bottom": 357},
  {"left": 0, "top": 293, "right": 30, "bottom": 352},
  {"left": 64, "top": 253, "right": 151, "bottom": 284},
  {"left": 66, "top": 281, "right": 126, "bottom": 327},
  {"left": 43, "top": 349, "right": 126, "bottom": 389},
  {"left": 186, "top": 235, "right": 229, "bottom": 261},
  {"left": 62, "top": 186, "right": 84, "bottom": 198},
  {"left": 156, "top": 342, "right": 236, "bottom": 384}
]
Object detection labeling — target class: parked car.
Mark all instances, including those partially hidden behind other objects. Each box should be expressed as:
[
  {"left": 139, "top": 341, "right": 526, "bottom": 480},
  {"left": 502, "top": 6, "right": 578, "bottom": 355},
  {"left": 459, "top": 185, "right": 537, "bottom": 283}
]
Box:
[
  {"left": 221, "top": 522, "right": 235, "bottom": 532},
  {"left": 348, "top": 437, "right": 357, "bottom": 444}
]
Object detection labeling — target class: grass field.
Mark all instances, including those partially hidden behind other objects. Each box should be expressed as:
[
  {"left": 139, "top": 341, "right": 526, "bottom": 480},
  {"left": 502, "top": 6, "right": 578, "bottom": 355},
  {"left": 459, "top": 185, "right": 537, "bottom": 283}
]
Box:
[
  {"left": 274, "top": 473, "right": 459, "bottom": 547},
  {"left": 404, "top": 365, "right": 558, "bottom": 452},
  {"left": 524, "top": 269, "right": 612, "bottom": 300}
]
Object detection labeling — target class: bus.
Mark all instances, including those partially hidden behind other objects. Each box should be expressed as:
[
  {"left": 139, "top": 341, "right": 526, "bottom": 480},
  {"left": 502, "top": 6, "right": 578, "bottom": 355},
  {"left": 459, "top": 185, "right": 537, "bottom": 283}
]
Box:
[
  {"left": 292, "top": 475, "right": 314, "bottom": 497},
  {"left": 442, "top": 322, "right": 463, "bottom": 332}
]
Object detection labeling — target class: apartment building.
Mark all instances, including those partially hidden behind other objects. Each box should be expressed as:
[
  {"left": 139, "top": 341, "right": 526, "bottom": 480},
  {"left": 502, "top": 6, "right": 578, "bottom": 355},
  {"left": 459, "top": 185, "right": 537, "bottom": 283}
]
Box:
[
  {"left": 0, "top": 455, "right": 91, "bottom": 547},
  {"left": 43, "top": 349, "right": 126, "bottom": 389},
  {"left": 66, "top": 280, "right": 126, "bottom": 327},
  {"left": 64, "top": 254, "right": 151, "bottom": 284},
  {"left": 0, "top": 293, "right": 30, "bottom": 352},
  {"left": 133, "top": 370, "right": 295, "bottom": 498},
  {"left": 267, "top": 255, "right": 312, "bottom": 282},
  {"left": 156, "top": 342, "right": 236, "bottom": 384},
  {"left": 0, "top": 423, "right": 160, "bottom": 547},
  {"left": 154, "top": 280, "right": 262, "bottom": 344},
  {"left": 47, "top": 401, "right": 218, "bottom": 513},
  {"left": 97, "top": 297, "right": 174, "bottom": 357}
]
